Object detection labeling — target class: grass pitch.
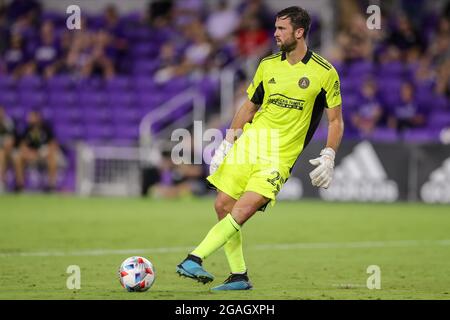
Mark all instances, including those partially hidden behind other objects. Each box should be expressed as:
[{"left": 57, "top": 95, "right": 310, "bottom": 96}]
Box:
[{"left": 0, "top": 194, "right": 449, "bottom": 300}]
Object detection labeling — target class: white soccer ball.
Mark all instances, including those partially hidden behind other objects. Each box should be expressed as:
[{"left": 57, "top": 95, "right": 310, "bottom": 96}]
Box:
[{"left": 118, "top": 256, "right": 155, "bottom": 292}]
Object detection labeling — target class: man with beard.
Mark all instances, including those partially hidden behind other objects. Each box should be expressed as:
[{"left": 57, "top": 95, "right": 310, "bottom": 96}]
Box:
[{"left": 176, "top": 6, "right": 344, "bottom": 290}]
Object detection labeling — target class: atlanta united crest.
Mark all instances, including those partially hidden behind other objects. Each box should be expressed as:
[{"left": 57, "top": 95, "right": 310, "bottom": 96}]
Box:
[{"left": 298, "top": 77, "right": 310, "bottom": 89}]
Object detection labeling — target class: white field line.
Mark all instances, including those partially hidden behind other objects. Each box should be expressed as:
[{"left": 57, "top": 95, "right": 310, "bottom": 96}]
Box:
[{"left": 1, "top": 240, "right": 449, "bottom": 258}]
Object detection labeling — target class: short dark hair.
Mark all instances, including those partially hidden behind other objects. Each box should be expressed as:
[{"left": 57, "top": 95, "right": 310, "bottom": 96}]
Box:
[{"left": 276, "top": 6, "right": 311, "bottom": 38}]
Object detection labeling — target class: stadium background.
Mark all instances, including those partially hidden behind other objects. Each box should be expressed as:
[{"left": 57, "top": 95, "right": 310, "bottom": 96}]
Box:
[{"left": 0, "top": 0, "right": 449, "bottom": 300}]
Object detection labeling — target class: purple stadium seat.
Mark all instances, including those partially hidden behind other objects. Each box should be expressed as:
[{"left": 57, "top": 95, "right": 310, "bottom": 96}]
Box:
[
  {"left": 120, "top": 11, "right": 142, "bottom": 24},
  {"left": 415, "top": 88, "right": 433, "bottom": 106},
  {"left": 132, "top": 60, "right": 160, "bottom": 75},
  {"left": 105, "top": 76, "right": 131, "bottom": 91},
  {"left": 134, "top": 76, "right": 157, "bottom": 91},
  {"left": 340, "top": 76, "right": 360, "bottom": 94},
  {"left": 114, "top": 124, "right": 139, "bottom": 141},
  {"left": 429, "top": 111, "right": 450, "bottom": 129},
  {"left": 41, "top": 11, "right": 64, "bottom": 24},
  {"left": 49, "top": 91, "right": 77, "bottom": 106},
  {"left": 347, "top": 61, "right": 374, "bottom": 76},
  {"left": 436, "top": 96, "right": 449, "bottom": 110},
  {"left": 378, "top": 79, "right": 403, "bottom": 96},
  {"left": 18, "top": 91, "right": 47, "bottom": 107},
  {"left": 342, "top": 93, "right": 360, "bottom": 110},
  {"left": 46, "top": 75, "right": 74, "bottom": 91},
  {"left": 333, "top": 61, "right": 346, "bottom": 76},
  {"left": 377, "top": 62, "right": 405, "bottom": 77},
  {"left": 85, "top": 123, "right": 114, "bottom": 141},
  {"left": 111, "top": 106, "right": 141, "bottom": 124},
  {"left": 137, "top": 92, "right": 165, "bottom": 110},
  {"left": 172, "top": 102, "right": 192, "bottom": 118},
  {"left": 403, "top": 128, "right": 440, "bottom": 142},
  {"left": 41, "top": 106, "right": 55, "bottom": 121},
  {"left": 79, "top": 91, "right": 107, "bottom": 106},
  {"left": 75, "top": 77, "right": 103, "bottom": 91},
  {"left": 53, "top": 106, "right": 83, "bottom": 122},
  {"left": 131, "top": 43, "right": 160, "bottom": 57},
  {"left": 170, "top": 76, "right": 191, "bottom": 91},
  {"left": 81, "top": 106, "right": 112, "bottom": 123},
  {"left": 124, "top": 27, "right": 152, "bottom": 41},
  {"left": 6, "top": 104, "right": 26, "bottom": 120},
  {"left": 0, "top": 75, "right": 16, "bottom": 89},
  {"left": 367, "top": 128, "right": 399, "bottom": 142},
  {"left": 17, "top": 75, "right": 42, "bottom": 90},
  {"left": 106, "top": 92, "right": 136, "bottom": 107},
  {"left": 0, "top": 91, "right": 18, "bottom": 106},
  {"left": 54, "top": 122, "right": 85, "bottom": 144},
  {"left": 86, "top": 14, "right": 104, "bottom": 30}
]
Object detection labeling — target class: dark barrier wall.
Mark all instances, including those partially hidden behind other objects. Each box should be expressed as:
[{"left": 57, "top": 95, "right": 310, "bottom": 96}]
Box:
[{"left": 283, "top": 140, "right": 450, "bottom": 204}]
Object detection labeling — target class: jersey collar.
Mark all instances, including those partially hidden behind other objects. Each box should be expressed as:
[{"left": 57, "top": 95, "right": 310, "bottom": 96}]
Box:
[{"left": 281, "top": 49, "right": 312, "bottom": 64}]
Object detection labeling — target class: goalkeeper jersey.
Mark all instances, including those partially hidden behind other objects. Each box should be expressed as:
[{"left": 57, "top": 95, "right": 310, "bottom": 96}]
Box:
[{"left": 245, "top": 49, "right": 342, "bottom": 171}]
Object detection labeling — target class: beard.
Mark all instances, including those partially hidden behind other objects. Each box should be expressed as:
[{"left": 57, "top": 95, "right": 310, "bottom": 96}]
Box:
[{"left": 278, "top": 34, "right": 297, "bottom": 53}]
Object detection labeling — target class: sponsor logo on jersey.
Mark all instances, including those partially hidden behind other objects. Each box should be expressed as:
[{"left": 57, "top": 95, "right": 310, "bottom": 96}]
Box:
[
  {"left": 298, "top": 77, "right": 310, "bottom": 89},
  {"left": 267, "top": 94, "right": 305, "bottom": 110},
  {"left": 333, "top": 80, "right": 340, "bottom": 97}
]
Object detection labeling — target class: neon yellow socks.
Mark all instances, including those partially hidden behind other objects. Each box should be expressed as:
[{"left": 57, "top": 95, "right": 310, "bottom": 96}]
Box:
[
  {"left": 191, "top": 214, "right": 240, "bottom": 259},
  {"left": 224, "top": 230, "right": 247, "bottom": 274}
]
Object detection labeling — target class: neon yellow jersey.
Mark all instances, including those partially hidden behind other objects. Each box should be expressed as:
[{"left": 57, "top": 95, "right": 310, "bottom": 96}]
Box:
[{"left": 245, "top": 49, "right": 342, "bottom": 171}]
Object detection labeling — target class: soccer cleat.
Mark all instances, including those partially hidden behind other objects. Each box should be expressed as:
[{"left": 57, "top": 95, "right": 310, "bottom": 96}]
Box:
[
  {"left": 176, "top": 255, "right": 214, "bottom": 284},
  {"left": 211, "top": 272, "right": 253, "bottom": 291}
]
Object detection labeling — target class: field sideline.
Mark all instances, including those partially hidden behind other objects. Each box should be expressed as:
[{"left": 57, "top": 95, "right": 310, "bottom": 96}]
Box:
[{"left": 0, "top": 195, "right": 449, "bottom": 300}]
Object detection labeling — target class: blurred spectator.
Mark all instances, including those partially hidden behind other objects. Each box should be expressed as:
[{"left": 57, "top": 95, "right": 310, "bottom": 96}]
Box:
[
  {"left": 427, "top": 16, "right": 450, "bottom": 97},
  {"left": 0, "top": 4, "right": 8, "bottom": 57},
  {"left": 236, "top": 14, "right": 270, "bottom": 58},
  {"left": 351, "top": 78, "right": 383, "bottom": 136},
  {"left": 206, "top": 0, "right": 240, "bottom": 43},
  {"left": 13, "top": 110, "right": 63, "bottom": 192},
  {"left": 173, "top": 0, "right": 205, "bottom": 29},
  {"left": 183, "top": 19, "right": 212, "bottom": 66},
  {"left": 388, "top": 14, "right": 425, "bottom": 56},
  {"left": 102, "top": 5, "right": 128, "bottom": 72},
  {"left": 158, "top": 41, "right": 180, "bottom": 68},
  {"left": 144, "top": 150, "right": 206, "bottom": 199},
  {"left": 0, "top": 106, "right": 15, "bottom": 191},
  {"left": 147, "top": 0, "right": 174, "bottom": 28},
  {"left": 27, "top": 20, "right": 61, "bottom": 76},
  {"left": 388, "top": 81, "right": 427, "bottom": 132},
  {"left": 6, "top": 0, "right": 40, "bottom": 23},
  {"left": 237, "top": 0, "right": 273, "bottom": 32},
  {"left": 334, "top": 14, "right": 373, "bottom": 62},
  {"left": 3, "top": 33, "right": 29, "bottom": 76},
  {"left": 86, "top": 29, "right": 116, "bottom": 78},
  {"left": 7, "top": 0, "right": 40, "bottom": 49},
  {"left": 154, "top": 19, "right": 212, "bottom": 83},
  {"left": 47, "top": 18, "right": 116, "bottom": 79}
]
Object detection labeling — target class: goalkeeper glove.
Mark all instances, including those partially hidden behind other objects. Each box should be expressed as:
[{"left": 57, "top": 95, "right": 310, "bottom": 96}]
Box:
[
  {"left": 309, "top": 147, "right": 335, "bottom": 189},
  {"left": 209, "top": 140, "right": 233, "bottom": 175}
]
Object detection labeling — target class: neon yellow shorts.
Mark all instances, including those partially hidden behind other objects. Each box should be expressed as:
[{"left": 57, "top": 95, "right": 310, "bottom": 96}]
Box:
[{"left": 206, "top": 143, "right": 290, "bottom": 210}]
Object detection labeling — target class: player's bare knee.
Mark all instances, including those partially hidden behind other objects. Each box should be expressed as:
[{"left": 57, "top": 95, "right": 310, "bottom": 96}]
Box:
[
  {"left": 214, "top": 198, "right": 230, "bottom": 218},
  {"left": 231, "top": 205, "right": 258, "bottom": 224}
]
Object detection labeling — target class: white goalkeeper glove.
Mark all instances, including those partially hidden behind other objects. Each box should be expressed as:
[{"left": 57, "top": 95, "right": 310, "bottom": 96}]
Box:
[
  {"left": 209, "top": 140, "right": 233, "bottom": 175},
  {"left": 309, "top": 147, "right": 335, "bottom": 189}
]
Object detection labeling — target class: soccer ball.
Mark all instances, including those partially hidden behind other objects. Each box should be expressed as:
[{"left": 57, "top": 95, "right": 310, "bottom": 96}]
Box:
[{"left": 118, "top": 256, "right": 155, "bottom": 292}]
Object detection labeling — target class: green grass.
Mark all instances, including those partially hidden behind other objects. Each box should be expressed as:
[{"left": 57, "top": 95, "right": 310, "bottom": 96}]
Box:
[{"left": 0, "top": 194, "right": 449, "bottom": 300}]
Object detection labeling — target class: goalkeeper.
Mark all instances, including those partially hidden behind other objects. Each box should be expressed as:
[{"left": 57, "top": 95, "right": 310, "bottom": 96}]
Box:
[{"left": 176, "top": 6, "right": 344, "bottom": 290}]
